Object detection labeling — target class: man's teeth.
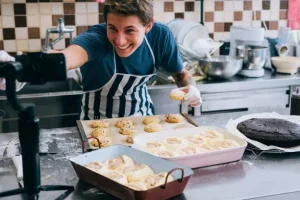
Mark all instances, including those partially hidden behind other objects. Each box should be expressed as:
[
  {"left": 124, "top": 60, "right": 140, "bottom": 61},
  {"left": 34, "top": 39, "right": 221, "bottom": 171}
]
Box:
[{"left": 118, "top": 45, "right": 130, "bottom": 50}]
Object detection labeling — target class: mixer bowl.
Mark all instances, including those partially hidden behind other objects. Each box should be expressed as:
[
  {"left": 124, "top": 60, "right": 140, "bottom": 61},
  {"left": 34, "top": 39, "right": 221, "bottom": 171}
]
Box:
[
  {"left": 198, "top": 56, "right": 243, "bottom": 79},
  {"left": 236, "top": 45, "right": 268, "bottom": 70}
]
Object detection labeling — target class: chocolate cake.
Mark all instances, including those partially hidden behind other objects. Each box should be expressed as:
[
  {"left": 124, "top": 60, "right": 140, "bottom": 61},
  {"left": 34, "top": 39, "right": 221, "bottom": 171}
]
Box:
[{"left": 237, "top": 118, "right": 300, "bottom": 147}]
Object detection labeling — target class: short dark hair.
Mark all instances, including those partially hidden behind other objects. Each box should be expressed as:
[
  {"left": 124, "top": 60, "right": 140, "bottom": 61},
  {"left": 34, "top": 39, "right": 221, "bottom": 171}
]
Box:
[{"left": 103, "top": 0, "right": 153, "bottom": 26}]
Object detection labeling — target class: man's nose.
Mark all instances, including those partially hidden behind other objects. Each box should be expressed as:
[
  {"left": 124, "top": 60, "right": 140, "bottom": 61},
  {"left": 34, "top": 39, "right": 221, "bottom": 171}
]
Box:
[{"left": 114, "top": 33, "right": 127, "bottom": 46}]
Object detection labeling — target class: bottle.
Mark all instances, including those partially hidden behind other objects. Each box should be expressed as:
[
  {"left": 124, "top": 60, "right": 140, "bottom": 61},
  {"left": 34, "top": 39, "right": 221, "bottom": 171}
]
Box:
[{"left": 290, "top": 87, "right": 300, "bottom": 115}]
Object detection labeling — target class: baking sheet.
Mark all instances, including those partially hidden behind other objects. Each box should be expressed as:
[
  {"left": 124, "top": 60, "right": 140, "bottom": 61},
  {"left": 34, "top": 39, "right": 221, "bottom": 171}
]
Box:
[
  {"left": 77, "top": 114, "right": 197, "bottom": 150},
  {"left": 225, "top": 112, "right": 300, "bottom": 152},
  {"left": 131, "top": 126, "right": 247, "bottom": 168}
]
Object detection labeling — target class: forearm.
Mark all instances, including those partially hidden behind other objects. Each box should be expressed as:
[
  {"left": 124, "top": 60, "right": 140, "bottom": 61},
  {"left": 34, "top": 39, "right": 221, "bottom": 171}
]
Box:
[{"left": 172, "top": 68, "right": 196, "bottom": 88}]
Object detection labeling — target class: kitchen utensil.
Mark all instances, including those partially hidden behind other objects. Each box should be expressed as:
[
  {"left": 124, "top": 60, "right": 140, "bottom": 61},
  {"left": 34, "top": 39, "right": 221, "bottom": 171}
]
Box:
[
  {"left": 236, "top": 45, "right": 268, "bottom": 70},
  {"left": 198, "top": 56, "right": 243, "bottom": 79},
  {"left": 271, "top": 56, "right": 300, "bottom": 74},
  {"left": 167, "top": 19, "right": 209, "bottom": 49},
  {"left": 132, "top": 126, "right": 247, "bottom": 168},
  {"left": 191, "top": 38, "right": 214, "bottom": 58},
  {"left": 70, "top": 145, "right": 194, "bottom": 200},
  {"left": 275, "top": 44, "right": 289, "bottom": 57}
]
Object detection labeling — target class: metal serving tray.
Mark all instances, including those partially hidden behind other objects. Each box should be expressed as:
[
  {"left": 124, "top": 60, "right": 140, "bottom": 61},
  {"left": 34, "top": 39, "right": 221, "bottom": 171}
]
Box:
[{"left": 69, "top": 145, "right": 194, "bottom": 200}]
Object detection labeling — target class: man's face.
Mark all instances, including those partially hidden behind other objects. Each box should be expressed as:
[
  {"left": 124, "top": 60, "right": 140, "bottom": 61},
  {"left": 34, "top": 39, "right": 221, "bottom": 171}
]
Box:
[{"left": 107, "top": 13, "right": 153, "bottom": 58}]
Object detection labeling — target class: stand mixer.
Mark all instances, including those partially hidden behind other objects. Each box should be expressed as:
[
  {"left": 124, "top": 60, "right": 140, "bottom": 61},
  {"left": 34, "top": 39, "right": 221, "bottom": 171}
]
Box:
[{"left": 229, "top": 26, "right": 268, "bottom": 78}]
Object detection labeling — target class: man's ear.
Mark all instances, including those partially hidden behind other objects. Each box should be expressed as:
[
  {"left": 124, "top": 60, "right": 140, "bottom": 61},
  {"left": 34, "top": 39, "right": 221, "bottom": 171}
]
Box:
[{"left": 145, "top": 19, "right": 154, "bottom": 33}]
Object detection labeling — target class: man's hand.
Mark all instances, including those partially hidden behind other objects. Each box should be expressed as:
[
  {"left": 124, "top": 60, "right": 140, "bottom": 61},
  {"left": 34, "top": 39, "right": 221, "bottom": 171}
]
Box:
[{"left": 172, "top": 85, "right": 202, "bottom": 107}]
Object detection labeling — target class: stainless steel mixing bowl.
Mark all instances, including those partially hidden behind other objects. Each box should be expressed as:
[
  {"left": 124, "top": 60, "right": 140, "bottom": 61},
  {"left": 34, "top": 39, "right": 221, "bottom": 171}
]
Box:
[
  {"left": 236, "top": 45, "right": 268, "bottom": 70},
  {"left": 198, "top": 56, "right": 243, "bottom": 79}
]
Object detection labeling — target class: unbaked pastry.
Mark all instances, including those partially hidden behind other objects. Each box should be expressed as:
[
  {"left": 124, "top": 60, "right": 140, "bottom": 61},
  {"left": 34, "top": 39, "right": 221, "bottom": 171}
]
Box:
[
  {"left": 105, "top": 155, "right": 135, "bottom": 171},
  {"left": 84, "top": 161, "right": 108, "bottom": 174},
  {"left": 199, "top": 129, "right": 225, "bottom": 140},
  {"left": 145, "top": 141, "right": 166, "bottom": 153},
  {"left": 163, "top": 137, "right": 188, "bottom": 150},
  {"left": 152, "top": 149, "right": 179, "bottom": 158},
  {"left": 102, "top": 170, "right": 128, "bottom": 185},
  {"left": 91, "top": 128, "right": 108, "bottom": 137},
  {"left": 121, "top": 164, "right": 154, "bottom": 182},
  {"left": 144, "top": 123, "right": 162, "bottom": 133},
  {"left": 165, "top": 114, "right": 182, "bottom": 123},
  {"left": 206, "top": 139, "right": 240, "bottom": 150},
  {"left": 183, "top": 135, "right": 206, "bottom": 146},
  {"left": 115, "top": 119, "right": 134, "bottom": 128},
  {"left": 91, "top": 120, "right": 109, "bottom": 128},
  {"left": 143, "top": 116, "right": 160, "bottom": 125},
  {"left": 125, "top": 182, "right": 148, "bottom": 191},
  {"left": 91, "top": 137, "right": 112, "bottom": 147},
  {"left": 176, "top": 146, "right": 198, "bottom": 156},
  {"left": 143, "top": 172, "right": 174, "bottom": 189}
]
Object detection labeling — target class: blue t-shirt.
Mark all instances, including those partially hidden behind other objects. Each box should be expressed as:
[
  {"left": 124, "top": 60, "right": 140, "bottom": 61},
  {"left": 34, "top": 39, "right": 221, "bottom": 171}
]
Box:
[{"left": 72, "top": 21, "right": 183, "bottom": 91}]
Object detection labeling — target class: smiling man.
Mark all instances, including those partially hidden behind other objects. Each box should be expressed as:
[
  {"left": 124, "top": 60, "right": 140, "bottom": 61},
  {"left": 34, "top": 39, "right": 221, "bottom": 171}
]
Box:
[{"left": 0, "top": 0, "right": 202, "bottom": 119}]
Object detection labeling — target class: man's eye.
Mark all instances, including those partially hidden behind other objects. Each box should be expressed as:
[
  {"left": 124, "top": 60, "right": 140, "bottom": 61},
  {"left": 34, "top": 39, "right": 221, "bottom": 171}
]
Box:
[
  {"left": 109, "top": 27, "right": 116, "bottom": 31},
  {"left": 126, "top": 29, "right": 134, "bottom": 33}
]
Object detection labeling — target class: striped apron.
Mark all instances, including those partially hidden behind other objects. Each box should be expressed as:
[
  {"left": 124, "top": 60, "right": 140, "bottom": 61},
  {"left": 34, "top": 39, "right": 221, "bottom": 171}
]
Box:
[{"left": 80, "top": 37, "right": 156, "bottom": 120}]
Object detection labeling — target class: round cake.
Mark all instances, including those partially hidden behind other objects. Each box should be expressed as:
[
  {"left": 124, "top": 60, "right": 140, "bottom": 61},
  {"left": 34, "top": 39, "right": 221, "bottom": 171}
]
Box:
[{"left": 237, "top": 118, "right": 300, "bottom": 147}]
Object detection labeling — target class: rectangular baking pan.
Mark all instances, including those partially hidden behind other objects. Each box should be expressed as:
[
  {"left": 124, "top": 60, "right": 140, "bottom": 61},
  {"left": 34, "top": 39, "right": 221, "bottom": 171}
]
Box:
[
  {"left": 76, "top": 113, "right": 198, "bottom": 151},
  {"left": 132, "top": 126, "right": 247, "bottom": 168},
  {"left": 69, "top": 145, "right": 194, "bottom": 200}
]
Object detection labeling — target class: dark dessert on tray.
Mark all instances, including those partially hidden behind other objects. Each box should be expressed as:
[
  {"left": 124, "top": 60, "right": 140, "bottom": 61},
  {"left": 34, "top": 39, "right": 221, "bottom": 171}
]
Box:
[{"left": 237, "top": 118, "right": 300, "bottom": 147}]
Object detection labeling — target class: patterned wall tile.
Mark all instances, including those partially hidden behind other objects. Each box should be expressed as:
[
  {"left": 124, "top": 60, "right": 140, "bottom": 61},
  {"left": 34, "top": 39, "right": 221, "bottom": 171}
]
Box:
[{"left": 0, "top": 0, "right": 289, "bottom": 54}]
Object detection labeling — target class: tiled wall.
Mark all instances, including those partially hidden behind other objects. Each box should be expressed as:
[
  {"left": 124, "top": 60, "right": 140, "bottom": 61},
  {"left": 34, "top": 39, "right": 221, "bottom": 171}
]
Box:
[{"left": 0, "top": 0, "right": 289, "bottom": 54}]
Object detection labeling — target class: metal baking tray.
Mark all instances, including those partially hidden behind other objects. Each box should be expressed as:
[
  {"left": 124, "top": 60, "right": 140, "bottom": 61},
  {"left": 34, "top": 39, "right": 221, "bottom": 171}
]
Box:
[
  {"left": 77, "top": 113, "right": 199, "bottom": 151},
  {"left": 69, "top": 145, "right": 194, "bottom": 200}
]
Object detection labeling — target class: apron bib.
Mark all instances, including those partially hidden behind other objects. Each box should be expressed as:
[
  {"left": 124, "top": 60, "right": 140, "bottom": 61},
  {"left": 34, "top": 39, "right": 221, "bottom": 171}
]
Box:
[{"left": 80, "top": 36, "right": 156, "bottom": 119}]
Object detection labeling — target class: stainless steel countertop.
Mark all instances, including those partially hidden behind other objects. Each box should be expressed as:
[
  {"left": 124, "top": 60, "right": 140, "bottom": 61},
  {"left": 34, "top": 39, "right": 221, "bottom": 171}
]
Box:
[{"left": 1, "top": 108, "right": 300, "bottom": 200}]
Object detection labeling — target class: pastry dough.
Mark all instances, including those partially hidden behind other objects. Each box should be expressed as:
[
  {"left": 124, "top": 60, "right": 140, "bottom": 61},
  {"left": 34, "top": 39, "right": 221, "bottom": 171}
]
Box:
[
  {"left": 177, "top": 146, "right": 198, "bottom": 156},
  {"left": 143, "top": 116, "right": 160, "bottom": 125},
  {"left": 84, "top": 161, "right": 108, "bottom": 174},
  {"left": 102, "top": 170, "right": 128, "bottom": 185},
  {"left": 197, "top": 143, "right": 215, "bottom": 152},
  {"left": 163, "top": 137, "right": 188, "bottom": 150},
  {"left": 206, "top": 139, "right": 240, "bottom": 150},
  {"left": 115, "top": 119, "right": 133, "bottom": 128},
  {"left": 105, "top": 155, "right": 135, "bottom": 171},
  {"left": 143, "top": 172, "right": 174, "bottom": 189},
  {"left": 91, "top": 128, "right": 108, "bottom": 137},
  {"left": 125, "top": 182, "right": 148, "bottom": 191},
  {"left": 121, "top": 164, "right": 154, "bottom": 182},
  {"left": 199, "top": 129, "right": 225, "bottom": 140},
  {"left": 91, "top": 137, "right": 112, "bottom": 147},
  {"left": 91, "top": 120, "right": 109, "bottom": 128},
  {"left": 153, "top": 149, "right": 179, "bottom": 158},
  {"left": 165, "top": 114, "right": 182, "bottom": 123},
  {"left": 183, "top": 135, "right": 206, "bottom": 146},
  {"left": 145, "top": 141, "right": 166, "bottom": 153}
]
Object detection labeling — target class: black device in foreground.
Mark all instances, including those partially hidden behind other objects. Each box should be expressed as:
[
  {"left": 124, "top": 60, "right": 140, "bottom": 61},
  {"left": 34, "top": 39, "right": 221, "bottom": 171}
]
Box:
[{"left": 0, "top": 52, "right": 74, "bottom": 200}]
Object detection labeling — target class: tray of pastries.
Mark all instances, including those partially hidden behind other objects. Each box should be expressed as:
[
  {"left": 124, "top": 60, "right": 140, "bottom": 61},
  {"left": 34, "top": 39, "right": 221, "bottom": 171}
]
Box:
[
  {"left": 77, "top": 113, "right": 198, "bottom": 150},
  {"left": 131, "top": 126, "right": 247, "bottom": 168},
  {"left": 69, "top": 145, "right": 193, "bottom": 200}
]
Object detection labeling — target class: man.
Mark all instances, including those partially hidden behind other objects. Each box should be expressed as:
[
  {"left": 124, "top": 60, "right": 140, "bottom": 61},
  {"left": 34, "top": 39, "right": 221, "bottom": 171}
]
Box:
[{"left": 0, "top": 0, "right": 202, "bottom": 119}]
